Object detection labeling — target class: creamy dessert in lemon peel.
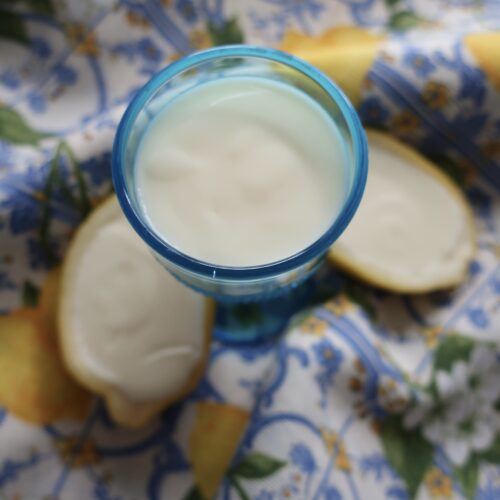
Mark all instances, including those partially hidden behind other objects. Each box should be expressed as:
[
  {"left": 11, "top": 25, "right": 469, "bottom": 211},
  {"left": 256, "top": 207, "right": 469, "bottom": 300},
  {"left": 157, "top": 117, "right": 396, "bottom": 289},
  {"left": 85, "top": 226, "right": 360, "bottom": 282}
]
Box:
[{"left": 58, "top": 196, "right": 214, "bottom": 428}]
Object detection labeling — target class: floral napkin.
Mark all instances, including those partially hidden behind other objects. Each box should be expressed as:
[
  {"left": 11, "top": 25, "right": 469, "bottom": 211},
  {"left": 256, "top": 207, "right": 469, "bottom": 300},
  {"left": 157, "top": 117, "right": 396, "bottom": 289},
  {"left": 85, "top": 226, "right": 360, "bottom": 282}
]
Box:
[{"left": 0, "top": 1, "right": 499, "bottom": 499}]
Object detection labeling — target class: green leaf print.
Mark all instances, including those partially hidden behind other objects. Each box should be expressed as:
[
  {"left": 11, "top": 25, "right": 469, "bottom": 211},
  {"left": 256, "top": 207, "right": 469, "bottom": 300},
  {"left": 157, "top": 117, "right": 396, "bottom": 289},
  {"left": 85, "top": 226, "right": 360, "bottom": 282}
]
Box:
[
  {"left": 230, "top": 452, "right": 286, "bottom": 479},
  {"left": 433, "top": 335, "right": 475, "bottom": 373},
  {"left": 227, "top": 475, "right": 250, "bottom": 500},
  {"left": 58, "top": 141, "right": 91, "bottom": 215},
  {"left": 38, "top": 140, "right": 91, "bottom": 265},
  {"left": 454, "top": 458, "right": 479, "bottom": 500},
  {"left": 26, "top": 0, "right": 55, "bottom": 16},
  {"left": 389, "top": 11, "right": 425, "bottom": 31},
  {"left": 0, "top": 8, "right": 29, "bottom": 45},
  {"left": 477, "top": 435, "right": 500, "bottom": 462},
  {"left": 380, "top": 416, "right": 433, "bottom": 499},
  {"left": 384, "top": 0, "right": 402, "bottom": 6},
  {"left": 207, "top": 17, "right": 244, "bottom": 46},
  {"left": 182, "top": 485, "right": 205, "bottom": 500},
  {"left": 0, "top": 105, "right": 50, "bottom": 145},
  {"left": 39, "top": 145, "right": 60, "bottom": 265},
  {"left": 21, "top": 280, "right": 40, "bottom": 307}
]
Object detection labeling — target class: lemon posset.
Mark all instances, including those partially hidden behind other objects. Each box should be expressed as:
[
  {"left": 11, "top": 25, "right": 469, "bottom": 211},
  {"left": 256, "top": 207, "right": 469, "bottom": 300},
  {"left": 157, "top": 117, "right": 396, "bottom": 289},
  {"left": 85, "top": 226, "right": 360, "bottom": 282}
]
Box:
[{"left": 135, "top": 77, "right": 348, "bottom": 267}]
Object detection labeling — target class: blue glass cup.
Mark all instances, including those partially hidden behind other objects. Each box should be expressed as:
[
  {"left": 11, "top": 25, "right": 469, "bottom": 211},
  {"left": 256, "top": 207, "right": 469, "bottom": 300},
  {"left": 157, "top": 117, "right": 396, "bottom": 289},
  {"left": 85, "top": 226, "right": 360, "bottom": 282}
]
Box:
[{"left": 112, "top": 45, "right": 368, "bottom": 302}]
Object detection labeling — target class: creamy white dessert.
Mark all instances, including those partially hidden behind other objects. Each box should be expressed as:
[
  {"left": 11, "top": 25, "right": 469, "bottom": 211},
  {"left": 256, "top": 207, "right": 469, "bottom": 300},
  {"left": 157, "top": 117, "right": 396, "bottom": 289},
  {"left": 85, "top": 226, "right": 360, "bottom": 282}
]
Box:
[
  {"left": 136, "top": 77, "right": 348, "bottom": 267},
  {"left": 329, "top": 131, "right": 475, "bottom": 292},
  {"left": 59, "top": 196, "right": 212, "bottom": 427}
]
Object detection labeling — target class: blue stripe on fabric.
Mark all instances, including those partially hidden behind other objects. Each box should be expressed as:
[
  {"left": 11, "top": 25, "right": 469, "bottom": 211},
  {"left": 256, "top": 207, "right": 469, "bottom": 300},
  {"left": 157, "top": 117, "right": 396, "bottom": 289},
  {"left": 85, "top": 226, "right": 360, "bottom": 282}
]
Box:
[
  {"left": 370, "top": 61, "right": 500, "bottom": 190},
  {"left": 144, "top": 0, "right": 192, "bottom": 53}
]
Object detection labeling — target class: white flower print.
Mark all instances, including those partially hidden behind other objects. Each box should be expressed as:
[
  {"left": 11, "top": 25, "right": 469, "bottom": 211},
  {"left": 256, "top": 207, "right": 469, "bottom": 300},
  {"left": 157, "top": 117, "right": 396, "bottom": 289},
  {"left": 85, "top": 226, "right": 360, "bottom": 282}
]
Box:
[{"left": 403, "top": 345, "right": 500, "bottom": 467}]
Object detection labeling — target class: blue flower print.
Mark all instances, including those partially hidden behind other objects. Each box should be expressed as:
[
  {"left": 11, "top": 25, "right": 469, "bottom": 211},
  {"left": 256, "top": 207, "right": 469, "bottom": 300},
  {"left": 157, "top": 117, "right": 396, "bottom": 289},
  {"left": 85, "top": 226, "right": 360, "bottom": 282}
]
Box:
[
  {"left": 80, "top": 153, "right": 111, "bottom": 188},
  {"left": 110, "top": 41, "right": 136, "bottom": 61},
  {"left": 385, "top": 485, "right": 409, "bottom": 499},
  {"left": 0, "top": 71, "right": 21, "bottom": 90},
  {"left": 0, "top": 272, "right": 15, "bottom": 291},
  {"left": 477, "top": 480, "right": 500, "bottom": 500},
  {"left": 435, "top": 43, "right": 486, "bottom": 107},
  {"left": 360, "top": 453, "right": 399, "bottom": 481},
  {"left": 7, "top": 197, "right": 41, "bottom": 234},
  {"left": 27, "top": 237, "right": 59, "bottom": 270},
  {"left": 289, "top": 443, "right": 317, "bottom": 474},
  {"left": 255, "top": 491, "right": 274, "bottom": 500},
  {"left": 313, "top": 339, "right": 343, "bottom": 373},
  {"left": 458, "top": 65, "right": 486, "bottom": 107},
  {"left": 93, "top": 480, "right": 120, "bottom": 500},
  {"left": 31, "top": 37, "right": 52, "bottom": 59},
  {"left": 313, "top": 339, "right": 343, "bottom": 407},
  {"left": 55, "top": 65, "right": 77, "bottom": 86},
  {"left": 403, "top": 48, "right": 436, "bottom": 78},
  {"left": 175, "top": 0, "right": 198, "bottom": 23},
  {"left": 324, "top": 485, "right": 342, "bottom": 500},
  {"left": 467, "top": 307, "right": 489, "bottom": 329},
  {"left": 0, "top": 140, "right": 15, "bottom": 169},
  {"left": 250, "top": 0, "right": 324, "bottom": 40},
  {"left": 0, "top": 161, "right": 78, "bottom": 236},
  {"left": 265, "top": 0, "right": 324, "bottom": 20},
  {"left": 137, "top": 38, "right": 164, "bottom": 64},
  {"left": 358, "top": 96, "right": 390, "bottom": 127},
  {"left": 0, "top": 455, "right": 42, "bottom": 488},
  {"left": 0, "top": 165, "right": 48, "bottom": 235},
  {"left": 469, "top": 259, "right": 482, "bottom": 278},
  {"left": 28, "top": 93, "right": 47, "bottom": 113}
]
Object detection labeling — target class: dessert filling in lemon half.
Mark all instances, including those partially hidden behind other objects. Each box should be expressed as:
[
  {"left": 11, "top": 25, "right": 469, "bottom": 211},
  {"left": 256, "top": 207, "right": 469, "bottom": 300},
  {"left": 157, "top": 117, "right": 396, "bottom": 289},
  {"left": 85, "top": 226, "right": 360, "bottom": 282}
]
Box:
[
  {"left": 330, "top": 131, "right": 475, "bottom": 293},
  {"left": 59, "top": 196, "right": 212, "bottom": 427}
]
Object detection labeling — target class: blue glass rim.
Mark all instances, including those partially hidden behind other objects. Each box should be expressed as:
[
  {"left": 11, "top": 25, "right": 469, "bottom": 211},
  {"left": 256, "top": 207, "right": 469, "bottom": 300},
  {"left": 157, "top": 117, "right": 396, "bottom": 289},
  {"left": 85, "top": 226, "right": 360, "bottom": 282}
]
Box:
[{"left": 112, "top": 44, "right": 368, "bottom": 281}]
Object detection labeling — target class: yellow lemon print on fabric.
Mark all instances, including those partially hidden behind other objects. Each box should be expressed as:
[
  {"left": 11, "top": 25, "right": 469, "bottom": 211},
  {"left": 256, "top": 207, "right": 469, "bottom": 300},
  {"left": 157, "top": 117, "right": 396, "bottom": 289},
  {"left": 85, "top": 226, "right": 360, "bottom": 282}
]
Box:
[
  {"left": 464, "top": 32, "right": 500, "bottom": 90},
  {"left": 0, "top": 270, "right": 91, "bottom": 424},
  {"left": 188, "top": 402, "right": 250, "bottom": 499},
  {"left": 279, "top": 26, "right": 384, "bottom": 105}
]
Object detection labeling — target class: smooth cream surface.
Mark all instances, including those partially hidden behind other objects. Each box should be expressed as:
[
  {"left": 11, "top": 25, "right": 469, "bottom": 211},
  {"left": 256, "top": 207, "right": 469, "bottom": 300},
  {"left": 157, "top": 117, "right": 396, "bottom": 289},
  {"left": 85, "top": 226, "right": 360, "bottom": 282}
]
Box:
[
  {"left": 136, "top": 77, "right": 347, "bottom": 267},
  {"left": 69, "top": 199, "right": 205, "bottom": 401},
  {"left": 335, "top": 139, "right": 474, "bottom": 286}
]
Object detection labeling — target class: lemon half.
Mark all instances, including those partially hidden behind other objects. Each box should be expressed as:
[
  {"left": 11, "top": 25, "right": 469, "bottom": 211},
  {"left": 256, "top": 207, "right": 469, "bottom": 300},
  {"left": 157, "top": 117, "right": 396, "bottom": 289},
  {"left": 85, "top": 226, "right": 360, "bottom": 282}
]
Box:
[
  {"left": 59, "top": 196, "right": 213, "bottom": 428},
  {"left": 329, "top": 131, "right": 476, "bottom": 293}
]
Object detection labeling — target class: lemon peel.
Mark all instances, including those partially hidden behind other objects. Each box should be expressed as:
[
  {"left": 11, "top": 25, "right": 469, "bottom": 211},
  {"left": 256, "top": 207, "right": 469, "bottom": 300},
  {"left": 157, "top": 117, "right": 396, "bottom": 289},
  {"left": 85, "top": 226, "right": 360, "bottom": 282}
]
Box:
[
  {"left": 59, "top": 196, "right": 213, "bottom": 428},
  {"left": 329, "top": 131, "right": 475, "bottom": 293}
]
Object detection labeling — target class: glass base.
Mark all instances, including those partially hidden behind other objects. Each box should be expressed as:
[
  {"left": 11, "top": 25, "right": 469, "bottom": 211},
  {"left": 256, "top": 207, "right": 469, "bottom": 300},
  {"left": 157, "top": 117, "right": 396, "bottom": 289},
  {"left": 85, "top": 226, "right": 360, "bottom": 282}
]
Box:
[{"left": 212, "top": 265, "right": 343, "bottom": 344}]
